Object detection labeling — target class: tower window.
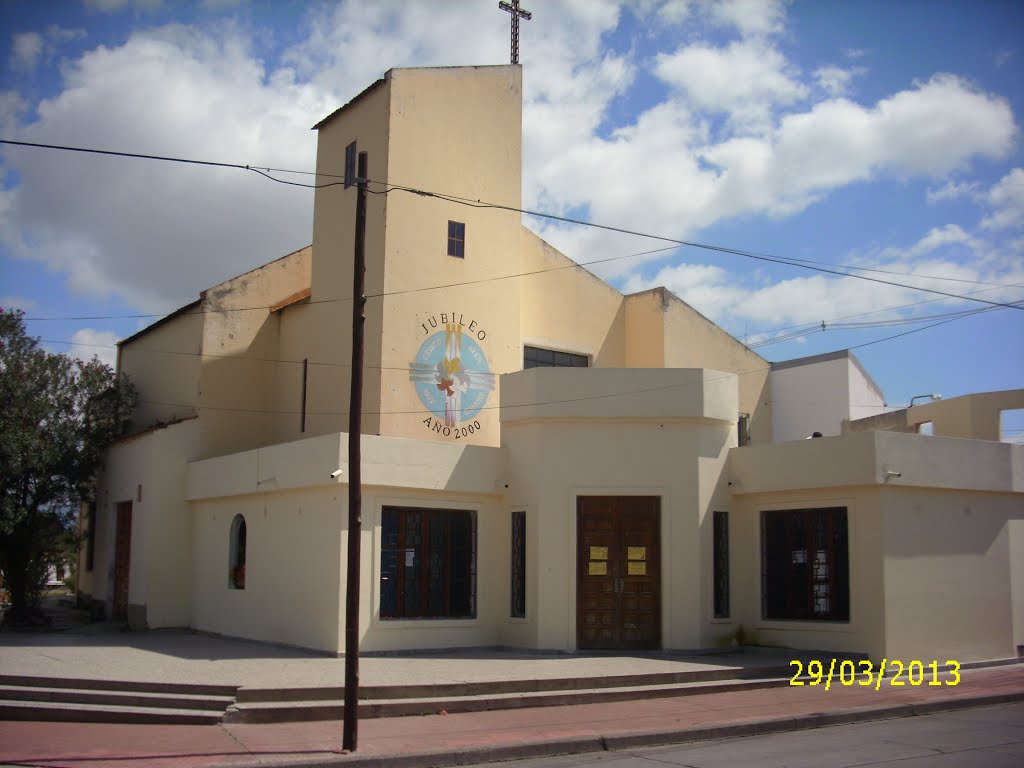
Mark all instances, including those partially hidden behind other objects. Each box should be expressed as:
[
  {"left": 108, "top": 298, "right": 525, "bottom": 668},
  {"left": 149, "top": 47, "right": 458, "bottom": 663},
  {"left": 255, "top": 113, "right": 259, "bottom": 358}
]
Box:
[
  {"left": 344, "top": 141, "right": 357, "bottom": 188},
  {"left": 447, "top": 221, "right": 466, "bottom": 258}
]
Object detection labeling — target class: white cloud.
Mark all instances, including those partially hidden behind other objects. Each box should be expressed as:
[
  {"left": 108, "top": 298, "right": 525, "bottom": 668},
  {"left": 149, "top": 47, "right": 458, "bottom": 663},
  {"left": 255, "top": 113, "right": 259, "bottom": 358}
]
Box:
[
  {"left": 707, "top": 0, "right": 786, "bottom": 37},
  {"left": 1, "top": 23, "right": 333, "bottom": 311},
  {"left": 701, "top": 75, "right": 1015, "bottom": 218},
  {"left": 67, "top": 328, "right": 120, "bottom": 368},
  {"left": 3, "top": 1, "right": 1020, "bottom": 331},
  {"left": 814, "top": 65, "right": 865, "bottom": 97},
  {"left": 620, "top": 221, "right": 1024, "bottom": 338},
  {"left": 982, "top": 168, "right": 1024, "bottom": 230},
  {"left": 10, "top": 32, "right": 44, "bottom": 72},
  {"left": 8, "top": 27, "right": 86, "bottom": 74},
  {"left": 655, "top": 41, "right": 807, "bottom": 132},
  {"left": 82, "top": 0, "right": 163, "bottom": 12},
  {"left": 655, "top": 0, "right": 694, "bottom": 24},
  {"left": 926, "top": 179, "right": 981, "bottom": 204}
]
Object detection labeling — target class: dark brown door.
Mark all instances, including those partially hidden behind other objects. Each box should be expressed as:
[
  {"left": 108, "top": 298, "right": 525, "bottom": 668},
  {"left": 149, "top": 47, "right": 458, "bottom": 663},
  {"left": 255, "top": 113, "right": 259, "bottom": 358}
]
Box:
[
  {"left": 112, "top": 502, "right": 132, "bottom": 621},
  {"left": 577, "top": 496, "right": 660, "bottom": 650}
]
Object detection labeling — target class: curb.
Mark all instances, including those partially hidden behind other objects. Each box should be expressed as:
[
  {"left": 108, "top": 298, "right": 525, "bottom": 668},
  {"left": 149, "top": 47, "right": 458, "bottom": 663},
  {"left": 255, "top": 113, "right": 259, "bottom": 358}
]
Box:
[{"left": 204, "top": 688, "right": 1024, "bottom": 768}]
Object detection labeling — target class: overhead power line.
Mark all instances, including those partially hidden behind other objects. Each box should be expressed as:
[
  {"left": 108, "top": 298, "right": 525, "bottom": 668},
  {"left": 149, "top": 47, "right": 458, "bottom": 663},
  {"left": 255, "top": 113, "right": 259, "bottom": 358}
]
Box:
[{"left": 3, "top": 138, "right": 1022, "bottom": 313}]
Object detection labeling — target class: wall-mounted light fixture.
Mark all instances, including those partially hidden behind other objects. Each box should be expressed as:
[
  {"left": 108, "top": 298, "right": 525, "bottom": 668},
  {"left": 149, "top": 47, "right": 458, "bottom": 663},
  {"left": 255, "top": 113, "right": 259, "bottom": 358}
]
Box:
[{"left": 909, "top": 393, "right": 941, "bottom": 407}]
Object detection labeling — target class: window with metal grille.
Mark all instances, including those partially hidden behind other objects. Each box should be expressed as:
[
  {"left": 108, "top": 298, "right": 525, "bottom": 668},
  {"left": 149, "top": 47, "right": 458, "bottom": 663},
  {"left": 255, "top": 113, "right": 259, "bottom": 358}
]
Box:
[
  {"left": 344, "top": 141, "right": 357, "bottom": 188},
  {"left": 761, "top": 507, "right": 849, "bottom": 621},
  {"left": 447, "top": 220, "right": 465, "bottom": 258},
  {"left": 85, "top": 501, "right": 97, "bottom": 571},
  {"left": 510, "top": 511, "right": 526, "bottom": 618},
  {"left": 380, "top": 507, "right": 477, "bottom": 619},
  {"left": 737, "top": 413, "right": 751, "bottom": 447},
  {"left": 523, "top": 345, "right": 589, "bottom": 369},
  {"left": 713, "top": 511, "right": 729, "bottom": 618},
  {"left": 229, "top": 514, "right": 247, "bottom": 590}
]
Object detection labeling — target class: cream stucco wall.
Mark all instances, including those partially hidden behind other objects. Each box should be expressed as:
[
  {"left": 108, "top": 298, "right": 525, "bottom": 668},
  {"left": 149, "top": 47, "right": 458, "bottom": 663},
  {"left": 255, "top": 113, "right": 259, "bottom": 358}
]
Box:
[
  {"left": 771, "top": 352, "right": 887, "bottom": 443},
  {"left": 881, "top": 487, "right": 1019, "bottom": 662},
  {"left": 500, "top": 367, "right": 737, "bottom": 651},
  {"left": 906, "top": 389, "right": 1024, "bottom": 441},
  {"left": 192, "top": 488, "right": 343, "bottom": 653},
  {"left": 624, "top": 289, "right": 771, "bottom": 445},
  {"left": 197, "top": 247, "right": 311, "bottom": 458},
  {"left": 186, "top": 430, "right": 505, "bottom": 653},
  {"left": 729, "top": 487, "right": 886, "bottom": 659},
  {"left": 118, "top": 305, "right": 202, "bottom": 430},
  {"left": 729, "top": 432, "right": 1023, "bottom": 661},
  {"left": 519, "top": 229, "right": 626, "bottom": 367},
  {"left": 376, "top": 66, "right": 523, "bottom": 447},
  {"left": 80, "top": 419, "right": 199, "bottom": 628}
]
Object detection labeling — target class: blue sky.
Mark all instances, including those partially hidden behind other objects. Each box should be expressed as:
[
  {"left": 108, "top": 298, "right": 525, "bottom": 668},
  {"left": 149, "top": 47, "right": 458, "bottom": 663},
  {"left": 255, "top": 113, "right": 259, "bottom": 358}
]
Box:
[{"left": 1, "top": 0, "right": 1022, "bottom": 437}]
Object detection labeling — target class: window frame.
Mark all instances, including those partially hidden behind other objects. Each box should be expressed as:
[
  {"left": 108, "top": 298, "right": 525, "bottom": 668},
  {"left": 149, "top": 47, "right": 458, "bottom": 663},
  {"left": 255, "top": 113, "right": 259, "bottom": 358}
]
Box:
[
  {"left": 84, "top": 501, "right": 97, "bottom": 572},
  {"left": 229, "top": 514, "right": 247, "bottom": 590},
  {"left": 523, "top": 345, "right": 589, "bottom": 369},
  {"left": 447, "top": 220, "right": 466, "bottom": 258},
  {"left": 760, "top": 507, "right": 849, "bottom": 622},
  {"left": 510, "top": 511, "right": 526, "bottom": 618},
  {"left": 712, "top": 511, "right": 730, "bottom": 619},
  {"left": 344, "top": 141, "right": 357, "bottom": 188},
  {"left": 379, "top": 506, "right": 477, "bottom": 620},
  {"left": 737, "top": 413, "right": 751, "bottom": 447}
]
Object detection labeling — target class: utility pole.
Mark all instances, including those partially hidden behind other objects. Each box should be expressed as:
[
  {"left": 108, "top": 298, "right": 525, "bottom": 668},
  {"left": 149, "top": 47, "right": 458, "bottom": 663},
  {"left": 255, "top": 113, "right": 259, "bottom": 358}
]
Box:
[{"left": 343, "top": 151, "right": 368, "bottom": 752}]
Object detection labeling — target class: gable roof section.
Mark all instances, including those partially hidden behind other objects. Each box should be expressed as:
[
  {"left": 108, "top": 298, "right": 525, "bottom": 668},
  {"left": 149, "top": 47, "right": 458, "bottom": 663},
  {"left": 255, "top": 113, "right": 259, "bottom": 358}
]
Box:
[
  {"left": 312, "top": 78, "right": 387, "bottom": 131},
  {"left": 118, "top": 299, "right": 201, "bottom": 347}
]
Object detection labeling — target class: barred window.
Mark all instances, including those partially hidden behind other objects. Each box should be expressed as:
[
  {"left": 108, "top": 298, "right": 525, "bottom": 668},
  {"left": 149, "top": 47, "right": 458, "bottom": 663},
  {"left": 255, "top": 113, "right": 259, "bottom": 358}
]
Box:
[
  {"left": 761, "top": 507, "right": 849, "bottom": 621},
  {"left": 713, "top": 511, "right": 729, "bottom": 618},
  {"left": 380, "top": 507, "right": 477, "bottom": 619},
  {"left": 229, "top": 514, "right": 247, "bottom": 590},
  {"left": 511, "top": 511, "right": 526, "bottom": 618}
]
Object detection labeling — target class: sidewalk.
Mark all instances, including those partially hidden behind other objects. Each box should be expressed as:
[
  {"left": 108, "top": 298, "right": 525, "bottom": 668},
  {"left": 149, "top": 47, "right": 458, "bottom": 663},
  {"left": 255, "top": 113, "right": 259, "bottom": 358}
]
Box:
[{"left": 2, "top": 645, "right": 1022, "bottom": 768}]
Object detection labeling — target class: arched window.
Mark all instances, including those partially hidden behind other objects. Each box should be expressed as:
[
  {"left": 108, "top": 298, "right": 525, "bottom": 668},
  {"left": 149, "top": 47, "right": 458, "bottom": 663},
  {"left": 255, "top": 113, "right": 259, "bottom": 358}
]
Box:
[{"left": 229, "top": 514, "right": 247, "bottom": 590}]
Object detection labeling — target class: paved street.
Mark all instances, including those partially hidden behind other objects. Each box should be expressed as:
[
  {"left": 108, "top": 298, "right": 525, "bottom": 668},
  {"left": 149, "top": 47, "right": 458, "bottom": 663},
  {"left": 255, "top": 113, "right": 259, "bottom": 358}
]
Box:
[{"left": 457, "top": 703, "right": 1024, "bottom": 768}]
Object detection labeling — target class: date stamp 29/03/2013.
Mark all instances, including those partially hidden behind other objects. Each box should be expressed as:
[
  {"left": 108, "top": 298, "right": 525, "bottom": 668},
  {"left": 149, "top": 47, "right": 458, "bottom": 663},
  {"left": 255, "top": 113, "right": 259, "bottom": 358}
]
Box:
[{"left": 789, "top": 659, "right": 961, "bottom": 691}]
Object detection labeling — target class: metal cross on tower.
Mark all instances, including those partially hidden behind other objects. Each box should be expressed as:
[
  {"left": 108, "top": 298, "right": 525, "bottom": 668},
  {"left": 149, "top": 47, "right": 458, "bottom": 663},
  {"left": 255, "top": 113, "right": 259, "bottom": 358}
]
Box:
[{"left": 499, "top": 0, "right": 532, "bottom": 65}]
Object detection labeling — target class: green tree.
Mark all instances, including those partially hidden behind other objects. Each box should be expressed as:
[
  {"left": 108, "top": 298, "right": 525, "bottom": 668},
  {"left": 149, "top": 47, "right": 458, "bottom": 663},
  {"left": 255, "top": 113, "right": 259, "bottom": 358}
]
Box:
[{"left": 0, "top": 309, "right": 136, "bottom": 623}]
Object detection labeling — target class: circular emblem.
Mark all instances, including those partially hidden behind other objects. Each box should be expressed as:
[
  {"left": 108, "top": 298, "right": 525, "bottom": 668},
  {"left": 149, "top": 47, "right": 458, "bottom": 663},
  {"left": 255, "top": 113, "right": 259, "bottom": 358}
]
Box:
[{"left": 410, "top": 324, "right": 493, "bottom": 428}]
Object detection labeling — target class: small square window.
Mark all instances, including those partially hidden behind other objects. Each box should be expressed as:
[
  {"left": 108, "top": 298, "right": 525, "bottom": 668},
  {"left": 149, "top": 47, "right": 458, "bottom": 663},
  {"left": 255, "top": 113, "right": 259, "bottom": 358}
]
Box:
[
  {"left": 344, "top": 141, "right": 357, "bottom": 188},
  {"left": 447, "top": 220, "right": 465, "bottom": 258}
]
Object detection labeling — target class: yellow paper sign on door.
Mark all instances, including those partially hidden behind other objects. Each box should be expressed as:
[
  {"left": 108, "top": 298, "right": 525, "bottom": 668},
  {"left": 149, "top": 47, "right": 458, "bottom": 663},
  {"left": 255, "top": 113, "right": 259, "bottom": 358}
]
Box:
[
  {"left": 588, "top": 561, "right": 608, "bottom": 576},
  {"left": 627, "top": 547, "right": 646, "bottom": 561},
  {"left": 589, "top": 546, "right": 608, "bottom": 560},
  {"left": 627, "top": 561, "right": 647, "bottom": 576}
]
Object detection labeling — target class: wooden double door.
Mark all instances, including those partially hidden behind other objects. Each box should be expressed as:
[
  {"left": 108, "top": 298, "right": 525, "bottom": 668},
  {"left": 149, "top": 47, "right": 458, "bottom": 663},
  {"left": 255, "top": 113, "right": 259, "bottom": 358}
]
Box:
[{"left": 576, "top": 496, "right": 661, "bottom": 650}]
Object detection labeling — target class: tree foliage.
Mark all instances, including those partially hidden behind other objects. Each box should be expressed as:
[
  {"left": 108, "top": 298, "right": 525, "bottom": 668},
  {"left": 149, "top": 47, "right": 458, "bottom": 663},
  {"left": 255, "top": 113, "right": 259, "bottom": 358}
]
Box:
[{"left": 0, "top": 308, "right": 136, "bottom": 622}]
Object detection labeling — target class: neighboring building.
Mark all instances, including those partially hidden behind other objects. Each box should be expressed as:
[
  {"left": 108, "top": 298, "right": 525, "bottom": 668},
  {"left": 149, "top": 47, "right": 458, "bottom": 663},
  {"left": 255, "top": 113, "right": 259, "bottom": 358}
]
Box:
[
  {"left": 770, "top": 349, "right": 887, "bottom": 442},
  {"left": 77, "top": 65, "right": 1024, "bottom": 664}
]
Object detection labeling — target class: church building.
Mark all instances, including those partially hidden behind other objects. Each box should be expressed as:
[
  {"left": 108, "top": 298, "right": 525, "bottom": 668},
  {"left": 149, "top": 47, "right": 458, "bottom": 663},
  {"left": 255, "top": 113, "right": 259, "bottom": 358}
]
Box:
[{"left": 77, "top": 65, "right": 1024, "bottom": 664}]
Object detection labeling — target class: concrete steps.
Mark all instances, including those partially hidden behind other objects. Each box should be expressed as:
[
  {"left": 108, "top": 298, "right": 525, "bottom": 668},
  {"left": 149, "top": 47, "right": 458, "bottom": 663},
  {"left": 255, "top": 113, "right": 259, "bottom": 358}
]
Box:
[
  {"left": 223, "top": 666, "right": 796, "bottom": 724},
  {"left": 0, "top": 675, "right": 237, "bottom": 725},
  {"left": 1, "top": 664, "right": 799, "bottom": 725}
]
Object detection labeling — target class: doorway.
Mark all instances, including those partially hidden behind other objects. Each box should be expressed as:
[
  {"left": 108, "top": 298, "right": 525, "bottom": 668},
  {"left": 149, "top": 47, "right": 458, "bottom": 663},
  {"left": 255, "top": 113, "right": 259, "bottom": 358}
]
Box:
[
  {"left": 576, "top": 496, "right": 661, "bottom": 650},
  {"left": 112, "top": 501, "right": 132, "bottom": 621}
]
